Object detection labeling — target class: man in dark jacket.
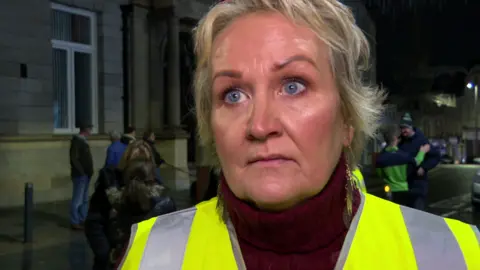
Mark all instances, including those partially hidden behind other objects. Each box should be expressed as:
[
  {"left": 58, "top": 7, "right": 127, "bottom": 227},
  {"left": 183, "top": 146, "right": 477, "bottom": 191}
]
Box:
[
  {"left": 398, "top": 113, "right": 441, "bottom": 210},
  {"left": 70, "top": 123, "right": 94, "bottom": 230},
  {"left": 376, "top": 125, "right": 430, "bottom": 206}
]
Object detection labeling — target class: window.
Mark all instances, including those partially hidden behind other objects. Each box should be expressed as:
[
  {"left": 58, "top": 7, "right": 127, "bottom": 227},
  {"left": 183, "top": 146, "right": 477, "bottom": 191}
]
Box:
[{"left": 51, "top": 3, "right": 97, "bottom": 133}]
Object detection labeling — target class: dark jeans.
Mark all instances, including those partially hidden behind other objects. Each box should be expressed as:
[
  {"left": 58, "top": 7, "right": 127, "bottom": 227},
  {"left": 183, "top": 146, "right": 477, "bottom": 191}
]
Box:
[
  {"left": 70, "top": 175, "right": 91, "bottom": 224},
  {"left": 85, "top": 215, "right": 112, "bottom": 270},
  {"left": 411, "top": 195, "right": 427, "bottom": 211},
  {"left": 409, "top": 180, "right": 428, "bottom": 211},
  {"left": 391, "top": 191, "right": 411, "bottom": 207},
  {"left": 155, "top": 168, "right": 163, "bottom": 185}
]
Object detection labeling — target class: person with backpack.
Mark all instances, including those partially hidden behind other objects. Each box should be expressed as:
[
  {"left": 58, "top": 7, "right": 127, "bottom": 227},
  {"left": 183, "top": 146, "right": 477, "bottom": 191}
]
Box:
[{"left": 85, "top": 140, "right": 164, "bottom": 269}]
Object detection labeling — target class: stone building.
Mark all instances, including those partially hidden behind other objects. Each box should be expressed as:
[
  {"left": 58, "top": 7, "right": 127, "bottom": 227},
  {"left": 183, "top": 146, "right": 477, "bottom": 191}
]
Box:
[
  {"left": 0, "top": 0, "right": 127, "bottom": 207},
  {"left": 0, "top": 0, "right": 376, "bottom": 207}
]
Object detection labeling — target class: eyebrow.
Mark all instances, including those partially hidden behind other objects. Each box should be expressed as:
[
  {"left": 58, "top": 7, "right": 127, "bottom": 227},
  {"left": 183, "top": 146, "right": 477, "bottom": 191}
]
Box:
[
  {"left": 212, "top": 54, "right": 316, "bottom": 81},
  {"left": 213, "top": 70, "right": 242, "bottom": 81},
  {"left": 273, "top": 55, "right": 317, "bottom": 71}
]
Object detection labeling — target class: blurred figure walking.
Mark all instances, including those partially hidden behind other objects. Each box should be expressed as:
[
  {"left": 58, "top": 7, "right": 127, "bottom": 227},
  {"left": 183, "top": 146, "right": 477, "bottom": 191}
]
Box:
[
  {"left": 105, "top": 130, "right": 127, "bottom": 168},
  {"left": 85, "top": 140, "right": 171, "bottom": 269},
  {"left": 70, "top": 123, "right": 94, "bottom": 230},
  {"left": 142, "top": 130, "right": 165, "bottom": 184}
]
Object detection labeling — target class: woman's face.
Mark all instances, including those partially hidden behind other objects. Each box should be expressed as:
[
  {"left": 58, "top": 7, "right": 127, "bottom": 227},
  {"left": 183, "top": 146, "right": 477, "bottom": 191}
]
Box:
[{"left": 211, "top": 12, "right": 352, "bottom": 211}]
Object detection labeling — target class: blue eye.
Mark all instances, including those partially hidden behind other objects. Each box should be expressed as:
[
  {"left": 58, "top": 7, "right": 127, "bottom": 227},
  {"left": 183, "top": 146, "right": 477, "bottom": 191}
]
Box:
[
  {"left": 282, "top": 80, "right": 306, "bottom": 95},
  {"left": 224, "top": 89, "right": 246, "bottom": 104}
]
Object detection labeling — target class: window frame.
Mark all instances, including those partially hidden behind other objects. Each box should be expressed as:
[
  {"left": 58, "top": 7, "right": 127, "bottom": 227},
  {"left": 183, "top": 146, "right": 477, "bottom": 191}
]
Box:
[{"left": 51, "top": 3, "right": 98, "bottom": 134}]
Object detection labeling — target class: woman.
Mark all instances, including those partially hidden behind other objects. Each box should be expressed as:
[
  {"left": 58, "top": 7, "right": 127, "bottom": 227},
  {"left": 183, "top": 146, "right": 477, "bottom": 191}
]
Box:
[
  {"left": 142, "top": 129, "right": 165, "bottom": 184},
  {"left": 85, "top": 140, "right": 160, "bottom": 269},
  {"left": 119, "top": 0, "right": 480, "bottom": 269},
  {"left": 109, "top": 158, "right": 175, "bottom": 266}
]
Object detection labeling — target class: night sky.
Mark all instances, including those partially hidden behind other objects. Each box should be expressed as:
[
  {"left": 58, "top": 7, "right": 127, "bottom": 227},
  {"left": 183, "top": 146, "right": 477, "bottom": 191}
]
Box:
[{"left": 366, "top": 0, "right": 480, "bottom": 94}]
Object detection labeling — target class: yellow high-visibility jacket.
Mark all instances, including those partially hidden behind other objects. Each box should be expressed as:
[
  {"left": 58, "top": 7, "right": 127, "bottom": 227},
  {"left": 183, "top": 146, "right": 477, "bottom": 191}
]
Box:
[{"left": 119, "top": 193, "right": 480, "bottom": 269}]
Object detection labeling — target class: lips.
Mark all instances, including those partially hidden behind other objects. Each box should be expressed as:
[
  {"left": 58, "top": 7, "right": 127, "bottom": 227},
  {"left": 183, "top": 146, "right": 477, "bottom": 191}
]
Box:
[{"left": 247, "top": 154, "right": 292, "bottom": 164}]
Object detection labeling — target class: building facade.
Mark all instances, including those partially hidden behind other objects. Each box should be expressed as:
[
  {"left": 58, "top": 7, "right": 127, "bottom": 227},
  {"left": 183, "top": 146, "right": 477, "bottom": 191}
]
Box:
[
  {"left": 0, "top": 0, "right": 130, "bottom": 207},
  {"left": 0, "top": 0, "right": 376, "bottom": 207}
]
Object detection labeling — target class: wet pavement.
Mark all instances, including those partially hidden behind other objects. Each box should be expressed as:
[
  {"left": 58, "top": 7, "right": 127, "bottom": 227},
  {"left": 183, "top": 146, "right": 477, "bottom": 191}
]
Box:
[
  {"left": 0, "top": 201, "right": 94, "bottom": 270},
  {"left": 368, "top": 164, "right": 480, "bottom": 227},
  {"left": 0, "top": 165, "right": 478, "bottom": 269},
  {"left": 0, "top": 189, "right": 192, "bottom": 270}
]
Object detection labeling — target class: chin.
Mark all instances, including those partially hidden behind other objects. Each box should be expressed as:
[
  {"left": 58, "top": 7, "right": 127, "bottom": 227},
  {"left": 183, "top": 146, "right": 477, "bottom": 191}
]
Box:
[{"left": 247, "top": 182, "right": 298, "bottom": 211}]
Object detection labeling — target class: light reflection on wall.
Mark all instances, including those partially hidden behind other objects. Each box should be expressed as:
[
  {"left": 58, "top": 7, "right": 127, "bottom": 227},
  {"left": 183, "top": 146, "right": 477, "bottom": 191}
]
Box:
[{"left": 432, "top": 94, "right": 456, "bottom": 107}]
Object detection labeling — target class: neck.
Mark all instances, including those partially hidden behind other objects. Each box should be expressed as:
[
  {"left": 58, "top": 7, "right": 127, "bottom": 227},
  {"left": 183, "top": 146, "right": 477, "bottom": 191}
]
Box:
[{"left": 221, "top": 155, "right": 359, "bottom": 254}]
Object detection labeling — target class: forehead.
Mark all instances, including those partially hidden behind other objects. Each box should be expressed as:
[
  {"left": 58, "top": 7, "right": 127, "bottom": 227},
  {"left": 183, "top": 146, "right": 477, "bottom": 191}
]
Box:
[{"left": 212, "top": 12, "right": 326, "bottom": 69}]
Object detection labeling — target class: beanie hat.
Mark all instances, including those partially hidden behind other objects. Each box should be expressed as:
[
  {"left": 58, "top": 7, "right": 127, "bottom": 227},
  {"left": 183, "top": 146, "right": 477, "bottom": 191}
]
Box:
[{"left": 400, "top": 112, "right": 413, "bottom": 128}]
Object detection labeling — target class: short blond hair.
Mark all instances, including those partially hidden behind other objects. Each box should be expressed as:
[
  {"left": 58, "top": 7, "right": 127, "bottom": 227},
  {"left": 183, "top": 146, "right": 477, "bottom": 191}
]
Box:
[{"left": 193, "top": 0, "right": 385, "bottom": 168}]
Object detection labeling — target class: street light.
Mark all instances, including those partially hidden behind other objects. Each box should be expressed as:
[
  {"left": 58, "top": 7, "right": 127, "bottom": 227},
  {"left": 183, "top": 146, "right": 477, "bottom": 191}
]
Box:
[{"left": 467, "top": 82, "right": 479, "bottom": 156}]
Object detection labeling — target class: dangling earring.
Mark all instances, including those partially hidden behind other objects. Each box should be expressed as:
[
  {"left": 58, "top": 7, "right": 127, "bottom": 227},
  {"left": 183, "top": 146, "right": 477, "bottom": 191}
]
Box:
[
  {"left": 345, "top": 161, "right": 353, "bottom": 215},
  {"left": 343, "top": 149, "right": 355, "bottom": 227}
]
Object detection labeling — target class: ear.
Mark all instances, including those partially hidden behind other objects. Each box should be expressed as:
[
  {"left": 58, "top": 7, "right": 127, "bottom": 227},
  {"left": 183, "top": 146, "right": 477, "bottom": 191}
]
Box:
[{"left": 343, "top": 125, "right": 354, "bottom": 147}]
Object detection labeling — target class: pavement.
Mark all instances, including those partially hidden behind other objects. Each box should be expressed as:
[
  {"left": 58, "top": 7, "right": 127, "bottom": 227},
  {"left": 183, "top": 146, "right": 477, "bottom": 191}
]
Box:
[
  {"left": 366, "top": 164, "right": 480, "bottom": 225},
  {"left": 0, "top": 189, "right": 192, "bottom": 270},
  {"left": 0, "top": 164, "right": 478, "bottom": 269}
]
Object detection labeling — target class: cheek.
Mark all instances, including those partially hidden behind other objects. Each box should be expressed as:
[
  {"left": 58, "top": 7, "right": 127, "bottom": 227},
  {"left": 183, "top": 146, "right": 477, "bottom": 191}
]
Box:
[
  {"left": 287, "top": 97, "right": 345, "bottom": 161},
  {"left": 300, "top": 99, "right": 343, "bottom": 138},
  {"left": 211, "top": 110, "right": 245, "bottom": 163}
]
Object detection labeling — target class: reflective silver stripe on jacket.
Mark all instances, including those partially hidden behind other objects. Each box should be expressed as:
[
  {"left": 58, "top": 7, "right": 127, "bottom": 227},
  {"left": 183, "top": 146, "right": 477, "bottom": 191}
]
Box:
[
  {"left": 335, "top": 192, "right": 473, "bottom": 269},
  {"left": 400, "top": 205, "right": 466, "bottom": 269},
  {"left": 118, "top": 206, "right": 245, "bottom": 270},
  {"left": 140, "top": 208, "right": 196, "bottom": 269}
]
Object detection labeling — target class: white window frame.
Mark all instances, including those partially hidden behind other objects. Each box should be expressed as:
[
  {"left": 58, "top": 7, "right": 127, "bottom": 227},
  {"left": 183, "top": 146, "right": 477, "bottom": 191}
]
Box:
[{"left": 51, "top": 3, "right": 98, "bottom": 134}]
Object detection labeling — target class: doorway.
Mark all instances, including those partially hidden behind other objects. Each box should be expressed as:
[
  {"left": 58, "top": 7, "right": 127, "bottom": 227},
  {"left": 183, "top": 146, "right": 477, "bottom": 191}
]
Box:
[{"left": 179, "top": 31, "right": 197, "bottom": 163}]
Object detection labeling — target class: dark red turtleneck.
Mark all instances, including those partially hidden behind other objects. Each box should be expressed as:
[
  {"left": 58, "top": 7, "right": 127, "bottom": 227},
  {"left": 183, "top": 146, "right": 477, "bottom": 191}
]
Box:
[{"left": 221, "top": 157, "right": 360, "bottom": 270}]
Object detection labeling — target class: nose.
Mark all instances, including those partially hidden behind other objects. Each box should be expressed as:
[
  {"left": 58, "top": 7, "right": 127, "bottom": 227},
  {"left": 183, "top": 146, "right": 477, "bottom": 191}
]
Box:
[{"left": 247, "top": 95, "right": 282, "bottom": 141}]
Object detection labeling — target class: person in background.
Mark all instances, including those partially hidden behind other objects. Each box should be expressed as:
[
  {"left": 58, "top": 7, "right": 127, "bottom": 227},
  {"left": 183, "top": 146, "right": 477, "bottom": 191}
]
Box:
[
  {"left": 70, "top": 123, "right": 94, "bottom": 230},
  {"left": 398, "top": 113, "right": 441, "bottom": 210},
  {"left": 121, "top": 126, "right": 136, "bottom": 145},
  {"left": 110, "top": 159, "right": 176, "bottom": 267},
  {"left": 142, "top": 130, "right": 165, "bottom": 184},
  {"left": 85, "top": 140, "right": 156, "bottom": 270},
  {"left": 105, "top": 130, "right": 128, "bottom": 168},
  {"left": 377, "top": 124, "right": 431, "bottom": 206}
]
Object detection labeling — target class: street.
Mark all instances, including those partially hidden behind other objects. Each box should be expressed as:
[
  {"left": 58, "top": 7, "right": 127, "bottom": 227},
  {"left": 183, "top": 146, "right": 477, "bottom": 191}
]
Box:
[
  {"left": 425, "top": 165, "right": 480, "bottom": 225},
  {"left": 369, "top": 164, "right": 480, "bottom": 226}
]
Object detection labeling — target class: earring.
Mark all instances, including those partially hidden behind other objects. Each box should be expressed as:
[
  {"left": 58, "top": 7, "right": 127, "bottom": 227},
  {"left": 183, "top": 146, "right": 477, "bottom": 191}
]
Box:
[
  {"left": 345, "top": 161, "right": 353, "bottom": 217},
  {"left": 343, "top": 149, "right": 356, "bottom": 227}
]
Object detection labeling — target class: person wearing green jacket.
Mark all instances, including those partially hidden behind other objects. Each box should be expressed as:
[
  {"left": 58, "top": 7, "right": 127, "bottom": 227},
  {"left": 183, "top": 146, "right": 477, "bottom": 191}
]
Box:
[{"left": 376, "top": 125, "right": 430, "bottom": 206}]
